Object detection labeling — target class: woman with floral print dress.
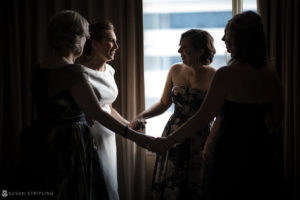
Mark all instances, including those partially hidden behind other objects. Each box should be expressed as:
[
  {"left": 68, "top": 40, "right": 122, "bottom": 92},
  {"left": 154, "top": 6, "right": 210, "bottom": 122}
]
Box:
[{"left": 131, "top": 29, "right": 219, "bottom": 200}]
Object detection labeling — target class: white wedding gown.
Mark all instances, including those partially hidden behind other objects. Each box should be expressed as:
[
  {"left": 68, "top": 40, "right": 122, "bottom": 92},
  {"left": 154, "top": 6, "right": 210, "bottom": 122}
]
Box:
[{"left": 83, "top": 64, "right": 119, "bottom": 200}]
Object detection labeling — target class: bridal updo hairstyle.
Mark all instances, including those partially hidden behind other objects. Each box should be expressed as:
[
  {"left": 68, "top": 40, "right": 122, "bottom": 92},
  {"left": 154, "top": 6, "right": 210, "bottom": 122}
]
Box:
[{"left": 82, "top": 20, "right": 115, "bottom": 57}]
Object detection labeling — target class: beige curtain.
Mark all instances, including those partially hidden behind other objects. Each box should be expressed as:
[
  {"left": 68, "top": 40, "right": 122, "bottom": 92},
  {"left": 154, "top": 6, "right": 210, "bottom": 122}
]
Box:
[
  {"left": 258, "top": 0, "right": 300, "bottom": 199},
  {"left": 0, "top": 0, "right": 146, "bottom": 199},
  {"left": 107, "top": 1, "right": 147, "bottom": 200}
]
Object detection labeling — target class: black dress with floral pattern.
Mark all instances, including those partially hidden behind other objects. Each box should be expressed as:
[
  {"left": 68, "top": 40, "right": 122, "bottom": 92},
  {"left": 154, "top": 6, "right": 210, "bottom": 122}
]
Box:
[{"left": 151, "top": 85, "right": 211, "bottom": 200}]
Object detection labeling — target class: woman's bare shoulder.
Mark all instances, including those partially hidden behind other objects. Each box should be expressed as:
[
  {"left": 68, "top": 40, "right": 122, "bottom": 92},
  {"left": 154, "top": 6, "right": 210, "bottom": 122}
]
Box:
[
  {"left": 205, "top": 65, "right": 217, "bottom": 72},
  {"left": 169, "top": 63, "right": 185, "bottom": 74},
  {"left": 204, "top": 65, "right": 217, "bottom": 78},
  {"left": 170, "top": 63, "right": 184, "bottom": 70},
  {"left": 215, "top": 65, "right": 231, "bottom": 75}
]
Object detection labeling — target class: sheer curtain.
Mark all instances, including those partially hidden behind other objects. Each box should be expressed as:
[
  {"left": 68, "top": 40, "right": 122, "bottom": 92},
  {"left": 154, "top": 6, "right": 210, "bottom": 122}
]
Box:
[
  {"left": 258, "top": 1, "right": 300, "bottom": 199},
  {"left": 0, "top": 0, "right": 146, "bottom": 199}
]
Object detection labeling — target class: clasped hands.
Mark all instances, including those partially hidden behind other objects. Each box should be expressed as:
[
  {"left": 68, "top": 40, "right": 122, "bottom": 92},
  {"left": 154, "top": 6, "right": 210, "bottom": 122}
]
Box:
[
  {"left": 129, "top": 118, "right": 174, "bottom": 154},
  {"left": 129, "top": 118, "right": 211, "bottom": 160},
  {"left": 129, "top": 117, "right": 147, "bottom": 131}
]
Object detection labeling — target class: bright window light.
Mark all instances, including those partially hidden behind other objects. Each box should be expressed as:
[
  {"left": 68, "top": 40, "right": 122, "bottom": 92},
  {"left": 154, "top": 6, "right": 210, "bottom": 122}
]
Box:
[{"left": 143, "top": 0, "right": 256, "bottom": 137}]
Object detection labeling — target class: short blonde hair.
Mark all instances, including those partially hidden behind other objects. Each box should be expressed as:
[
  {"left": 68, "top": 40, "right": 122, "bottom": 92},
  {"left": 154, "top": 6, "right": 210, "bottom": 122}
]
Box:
[{"left": 48, "top": 10, "right": 89, "bottom": 56}]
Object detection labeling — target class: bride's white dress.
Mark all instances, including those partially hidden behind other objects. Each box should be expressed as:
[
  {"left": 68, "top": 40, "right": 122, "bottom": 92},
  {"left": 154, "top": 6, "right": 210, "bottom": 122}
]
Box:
[{"left": 83, "top": 64, "right": 119, "bottom": 200}]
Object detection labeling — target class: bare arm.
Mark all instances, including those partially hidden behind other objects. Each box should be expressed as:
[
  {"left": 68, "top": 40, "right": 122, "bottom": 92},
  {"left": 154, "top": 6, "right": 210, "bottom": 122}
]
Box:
[
  {"left": 110, "top": 105, "right": 129, "bottom": 125},
  {"left": 71, "top": 82, "right": 126, "bottom": 134},
  {"left": 130, "top": 66, "right": 174, "bottom": 128},
  {"left": 137, "top": 100, "right": 172, "bottom": 120},
  {"left": 202, "top": 116, "right": 220, "bottom": 161},
  {"left": 139, "top": 66, "right": 174, "bottom": 119},
  {"left": 150, "top": 68, "right": 228, "bottom": 153},
  {"left": 71, "top": 82, "right": 154, "bottom": 148}
]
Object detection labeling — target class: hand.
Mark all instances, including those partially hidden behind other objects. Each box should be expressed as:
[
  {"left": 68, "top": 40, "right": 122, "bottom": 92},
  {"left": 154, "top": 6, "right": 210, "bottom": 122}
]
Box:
[
  {"left": 148, "top": 137, "right": 173, "bottom": 155},
  {"left": 85, "top": 115, "right": 95, "bottom": 127},
  {"left": 129, "top": 118, "right": 147, "bottom": 131}
]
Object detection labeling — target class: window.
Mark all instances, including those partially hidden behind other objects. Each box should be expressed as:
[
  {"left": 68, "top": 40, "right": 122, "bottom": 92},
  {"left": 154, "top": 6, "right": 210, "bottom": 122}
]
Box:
[
  {"left": 243, "top": 0, "right": 257, "bottom": 12},
  {"left": 143, "top": 0, "right": 257, "bottom": 137}
]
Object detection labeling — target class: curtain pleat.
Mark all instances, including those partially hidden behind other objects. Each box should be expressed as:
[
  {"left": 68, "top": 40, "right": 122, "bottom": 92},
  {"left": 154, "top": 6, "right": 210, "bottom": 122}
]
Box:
[{"left": 259, "top": 0, "right": 300, "bottom": 199}]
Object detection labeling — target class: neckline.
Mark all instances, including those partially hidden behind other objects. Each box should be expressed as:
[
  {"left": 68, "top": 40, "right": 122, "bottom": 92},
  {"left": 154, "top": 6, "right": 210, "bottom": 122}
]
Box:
[
  {"left": 173, "top": 84, "right": 206, "bottom": 93},
  {"left": 84, "top": 64, "right": 108, "bottom": 73}
]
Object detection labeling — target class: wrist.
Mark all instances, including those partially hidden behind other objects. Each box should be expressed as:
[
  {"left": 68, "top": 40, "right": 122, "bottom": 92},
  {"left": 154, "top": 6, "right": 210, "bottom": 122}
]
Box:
[{"left": 137, "top": 113, "right": 145, "bottom": 120}]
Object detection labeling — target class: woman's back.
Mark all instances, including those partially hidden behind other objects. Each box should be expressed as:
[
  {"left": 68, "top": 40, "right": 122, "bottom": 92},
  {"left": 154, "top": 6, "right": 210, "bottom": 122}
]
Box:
[
  {"left": 206, "top": 63, "right": 282, "bottom": 200},
  {"left": 223, "top": 63, "right": 281, "bottom": 104},
  {"left": 208, "top": 100, "right": 274, "bottom": 200}
]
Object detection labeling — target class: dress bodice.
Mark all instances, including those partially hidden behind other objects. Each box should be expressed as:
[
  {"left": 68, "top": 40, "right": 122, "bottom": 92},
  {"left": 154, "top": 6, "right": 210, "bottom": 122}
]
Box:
[
  {"left": 218, "top": 100, "right": 271, "bottom": 143},
  {"left": 171, "top": 84, "right": 207, "bottom": 117},
  {"left": 83, "top": 64, "right": 118, "bottom": 114}
]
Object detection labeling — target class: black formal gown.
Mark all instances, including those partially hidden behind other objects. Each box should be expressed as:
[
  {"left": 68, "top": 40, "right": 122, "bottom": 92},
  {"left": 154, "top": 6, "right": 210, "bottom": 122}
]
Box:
[{"left": 206, "top": 100, "right": 278, "bottom": 200}]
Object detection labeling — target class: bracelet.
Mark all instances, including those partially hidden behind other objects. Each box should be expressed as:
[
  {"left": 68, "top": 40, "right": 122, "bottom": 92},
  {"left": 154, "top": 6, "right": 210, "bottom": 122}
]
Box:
[{"left": 123, "top": 125, "right": 129, "bottom": 138}]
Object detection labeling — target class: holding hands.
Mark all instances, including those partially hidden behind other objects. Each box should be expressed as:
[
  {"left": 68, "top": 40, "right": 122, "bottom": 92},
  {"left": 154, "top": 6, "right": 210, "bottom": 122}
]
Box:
[
  {"left": 133, "top": 132, "right": 156, "bottom": 149},
  {"left": 127, "top": 130, "right": 174, "bottom": 154},
  {"left": 129, "top": 117, "right": 147, "bottom": 131},
  {"left": 127, "top": 118, "right": 171, "bottom": 153},
  {"left": 128, "top": 117, "right": 174, "bottom": 153}
]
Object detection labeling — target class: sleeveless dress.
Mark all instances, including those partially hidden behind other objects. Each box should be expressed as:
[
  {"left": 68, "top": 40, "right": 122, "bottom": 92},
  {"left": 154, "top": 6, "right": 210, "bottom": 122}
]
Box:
[
  {"left": 151, "top": 85, "right": 212, "bottom": 200},
  {"left": 82, "top": 64, "right": 119, "bottom": 200},
  {"left": 18, "top": 64, "right": 109, "bottom": 200},
  {"left": 206, "top": 100, "right": 274, "bottom": 200}
]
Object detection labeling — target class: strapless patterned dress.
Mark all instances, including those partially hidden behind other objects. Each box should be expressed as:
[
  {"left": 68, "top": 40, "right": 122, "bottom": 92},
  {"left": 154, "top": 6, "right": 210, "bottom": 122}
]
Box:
[{"left": 151, "top": 85, "right": 212, "bottom": 200}]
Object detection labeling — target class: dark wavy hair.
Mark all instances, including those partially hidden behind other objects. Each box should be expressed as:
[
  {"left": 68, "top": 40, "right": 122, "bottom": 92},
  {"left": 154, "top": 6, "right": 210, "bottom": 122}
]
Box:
[
  {"left": 180, "top": 29, "right": 216, "bottom": 65},
  {"left": 48, "top": 10, "right": 89, "bottom": 56},
  {"left": 226, "top": 11, "right": 267, "bottom": 69},
  {"left": 82, "top": 20, "right": 115, "bottom": 56}
]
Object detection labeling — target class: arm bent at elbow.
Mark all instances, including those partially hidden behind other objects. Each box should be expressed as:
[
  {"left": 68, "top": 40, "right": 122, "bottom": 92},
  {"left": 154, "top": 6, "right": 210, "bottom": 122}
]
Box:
[
  {"left": 71, "top": 82, "right": 155, "bottom": 149},
  {"left": 149, "top": 68, "right": 228, "bottom": 154},
  {"left": 71, "top": 82, "right": 127, "bottom": 134}
]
